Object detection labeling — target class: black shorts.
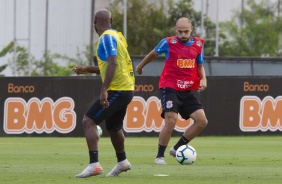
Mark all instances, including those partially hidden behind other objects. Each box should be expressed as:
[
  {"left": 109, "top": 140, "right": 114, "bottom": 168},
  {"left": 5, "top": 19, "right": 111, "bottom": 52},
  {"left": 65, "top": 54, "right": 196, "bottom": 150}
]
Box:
[
  {"left": 85, "top": 90, "right": 134, "bottom": 131},
  {"left": 160, "top": 88, "right": 203, "bottom": 120}
]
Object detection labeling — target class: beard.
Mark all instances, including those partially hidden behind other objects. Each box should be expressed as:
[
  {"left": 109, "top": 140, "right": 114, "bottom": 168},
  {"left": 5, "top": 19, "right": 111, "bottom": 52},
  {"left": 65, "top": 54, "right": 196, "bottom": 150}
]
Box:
[{"left": 179, "top": 37, "right": 189, "bottom": 43}]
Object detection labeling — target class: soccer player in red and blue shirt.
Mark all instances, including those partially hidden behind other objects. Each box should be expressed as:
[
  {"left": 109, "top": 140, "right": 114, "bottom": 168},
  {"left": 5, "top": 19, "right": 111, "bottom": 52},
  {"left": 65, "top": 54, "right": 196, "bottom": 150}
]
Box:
[{"left": 136, "top": 17, "right": 208, "bottom": 165}]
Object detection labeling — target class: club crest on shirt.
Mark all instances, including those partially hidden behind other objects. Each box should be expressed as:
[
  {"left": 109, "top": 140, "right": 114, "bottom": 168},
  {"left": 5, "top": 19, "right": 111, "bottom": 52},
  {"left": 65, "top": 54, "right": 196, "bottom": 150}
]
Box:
[
  {"left": 170, "top": 38, "right": 178, "bottom": 44},
  {"left": 196, "top": 41, "right": 202, "bottom": 47},
  {"left": 166, "top": 100, "right": 173, "bottom": 109}
]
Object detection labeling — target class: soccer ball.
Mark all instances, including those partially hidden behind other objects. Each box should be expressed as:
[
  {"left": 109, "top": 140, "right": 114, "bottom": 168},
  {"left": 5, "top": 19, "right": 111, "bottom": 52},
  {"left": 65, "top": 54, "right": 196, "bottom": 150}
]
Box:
[
  {"left": 97, "top": 125, "right": 102, "bottom": 137},
  {"left": 175, "top": 145, "right": 197, "bottom": 165}
]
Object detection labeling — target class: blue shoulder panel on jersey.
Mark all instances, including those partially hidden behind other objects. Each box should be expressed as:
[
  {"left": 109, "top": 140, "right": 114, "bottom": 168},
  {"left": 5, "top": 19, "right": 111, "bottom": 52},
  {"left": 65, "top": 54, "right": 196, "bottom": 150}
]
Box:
[
  {"left": 197, "top": 45, "right": 204, "bottom": 64},
  {"left": 97, "top": 34, "right": 117, "bottom": 61},
  {"left": 154, "top": 38, "right": 169, "bottom": 60}
]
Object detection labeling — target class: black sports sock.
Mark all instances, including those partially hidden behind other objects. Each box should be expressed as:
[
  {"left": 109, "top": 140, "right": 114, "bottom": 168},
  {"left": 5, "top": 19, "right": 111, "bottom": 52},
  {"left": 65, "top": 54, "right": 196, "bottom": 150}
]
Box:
[
  {"left": 116, "top": 152, "right": 126, "bottom": 162},
  {"left": 156, "top": 144, "right": 167, "bottom": 158},
  {"left": 89, "top": 150, "right": 98, "bottom": 164},
  {"left": 173, "top": 136, "right": 190, "bottom": 150}
]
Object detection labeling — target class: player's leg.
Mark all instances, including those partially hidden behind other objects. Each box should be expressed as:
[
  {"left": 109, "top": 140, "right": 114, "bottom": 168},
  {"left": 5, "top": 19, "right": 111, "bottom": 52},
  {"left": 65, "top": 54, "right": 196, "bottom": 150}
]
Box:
[
  {"left": 169, "top": 93, "right": 208, "bottom": 157},
  {"left": 155, "top": 111, "right": 178, "bottom": 164},
  {"left": 105, "top": 131, "right": 131, "bottom": 177},
  {"left": 184, "top": 109, "right": 208, "bottom": 141},
  {"left": 156, "top": 88, "right": 179, "bottom": 164},
  {"left": 108, "top": 128, "right": 125, "bottom": 154},
  {"left": 76, "top": 91, "right": 133, "bottom": 178},
  {"left": 159, "top": 112, "right": 178, "bottom": 146},
  {"left": 170, "top": 111, "right": 208, "bottom": 157},
  {"left": 105, "top": 91, "right": 133, "bottom": 177},
  {"left": 82, "top": 116, "right": 99, "bottom": 151},
  {"left": 106, "top": 109, "right": 127, "bottom": 160},
  {"left": 76, "top": 98, "right": 105, "bottom": 178}
]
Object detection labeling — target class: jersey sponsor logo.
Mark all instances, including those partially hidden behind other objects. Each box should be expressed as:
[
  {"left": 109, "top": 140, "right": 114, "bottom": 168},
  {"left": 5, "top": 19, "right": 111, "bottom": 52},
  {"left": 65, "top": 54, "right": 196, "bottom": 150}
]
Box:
[
  {"left": 124, "top": 96, "right": 193, "bottom": 132},
  {"left": 3, "top": 97, "right": 76, "bottom": 134},
  {"left": 177, "top": 80, "right": 194, "bottom": 89},
  {"left": 239, "top": 96, "right": 282, "bottom": 132},
  {"left": 177, "top": 59, "right": 195, "bottom": 68},
  {"left": 196, "top": 41, "right": 202, "bottom": 47},
  {"left": 170, "top": 38, "right": 178, "bottom": 44}
]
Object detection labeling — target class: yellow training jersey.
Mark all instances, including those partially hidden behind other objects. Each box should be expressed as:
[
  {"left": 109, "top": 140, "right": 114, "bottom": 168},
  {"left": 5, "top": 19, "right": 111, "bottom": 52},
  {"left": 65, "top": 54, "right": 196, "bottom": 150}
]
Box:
[{"left": 96, "top": 29, "right": 135, "bottom": 91}]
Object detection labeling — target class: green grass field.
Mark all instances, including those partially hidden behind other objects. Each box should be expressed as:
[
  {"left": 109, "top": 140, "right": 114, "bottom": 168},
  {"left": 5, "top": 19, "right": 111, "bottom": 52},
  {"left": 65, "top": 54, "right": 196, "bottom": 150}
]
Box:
[{"left": 0, "top": 136, "right": 282, "bottom": 184}]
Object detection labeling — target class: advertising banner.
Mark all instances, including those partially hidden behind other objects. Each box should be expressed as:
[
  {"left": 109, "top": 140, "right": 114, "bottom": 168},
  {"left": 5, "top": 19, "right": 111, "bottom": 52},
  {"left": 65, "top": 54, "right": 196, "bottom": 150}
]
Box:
[
  {"left": 202, "top": 76, "right": 282, "bottom": 135},
  {"left": 0, "top": 76, "right": 281, "bottom": 137}
]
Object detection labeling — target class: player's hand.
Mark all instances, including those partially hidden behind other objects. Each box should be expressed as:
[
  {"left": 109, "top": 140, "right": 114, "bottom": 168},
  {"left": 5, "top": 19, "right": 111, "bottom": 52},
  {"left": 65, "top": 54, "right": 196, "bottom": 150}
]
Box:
[
  {"left": 100, "top": 89, "right": 109, "bottom": 108},
  {"left": 72, "top": 66, "right": 87, "bottom": 76},
  {"left": 198, "top": 78, "right": 207, "bottom": 92},
  {"left": 136, "top": 65, "right": 143, "bottom": 75}
]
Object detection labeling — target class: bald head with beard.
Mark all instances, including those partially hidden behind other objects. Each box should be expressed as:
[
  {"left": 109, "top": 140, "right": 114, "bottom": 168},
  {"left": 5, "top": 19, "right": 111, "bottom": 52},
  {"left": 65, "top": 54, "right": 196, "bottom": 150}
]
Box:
[{"left": 175, "top": 17, "right": 193, "bottom": 43}]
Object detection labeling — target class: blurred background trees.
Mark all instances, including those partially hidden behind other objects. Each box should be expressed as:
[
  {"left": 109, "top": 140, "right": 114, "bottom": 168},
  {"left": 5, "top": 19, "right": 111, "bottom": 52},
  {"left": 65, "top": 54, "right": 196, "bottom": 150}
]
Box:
[
  {"left": 219, "top": 0, "right": 282, "bottom": 56},
  {"left": 1, "top": 0, "right": 281, "bottom": 76},
  {"left": 107, "top": 0, "right": 217, "bottom": 56},
  {"left": 107, "top": 0, "right": 170, "bottom": 55},
  {"left": 0, "top": 42, "right": 13, "bottom": 73},
  {"left": 108, "top": 0, "right": 281, "bottom": 57}
]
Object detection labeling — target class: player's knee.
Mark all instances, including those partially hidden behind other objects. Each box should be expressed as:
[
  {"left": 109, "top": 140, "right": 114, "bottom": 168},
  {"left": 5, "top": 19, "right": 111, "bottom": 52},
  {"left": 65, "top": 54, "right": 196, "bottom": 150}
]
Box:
[
  {"left": 193, "top": 116, "right": 208, "bottom": 129},
  {"left": 166, "top": 117, "right": 177, "bottom": 126},
  {"left": 164, "top": 118, "right": 177, "bottom": 132},
  {"left": 199, "top": 118, "right": 208, "bottom": 129},
  {"left": 165, "top": 112, "right": 177, "bottom": 124},
  {"left": 82, "top": 116, "right": 95, "bottom": 128},
  {"left": 204, "top": 118, "right": 208, "bottom": 127}
]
